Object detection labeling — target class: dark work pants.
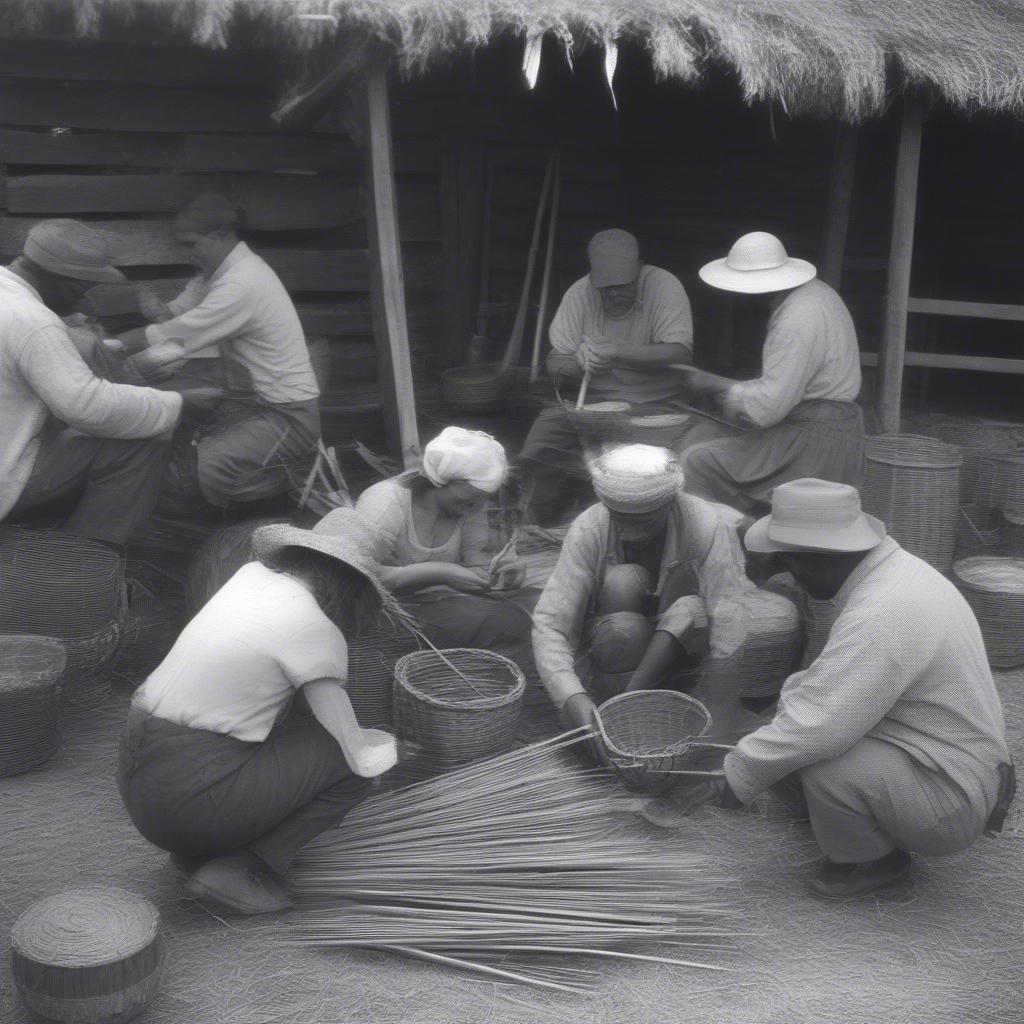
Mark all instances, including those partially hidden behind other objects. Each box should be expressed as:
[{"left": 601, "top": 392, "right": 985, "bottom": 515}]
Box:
[
  {"left": 117, "top": 704, "right": 372, "bottom": 876},
  {"left": 9, "top": 430, "right": 171, "bottom": 545}
]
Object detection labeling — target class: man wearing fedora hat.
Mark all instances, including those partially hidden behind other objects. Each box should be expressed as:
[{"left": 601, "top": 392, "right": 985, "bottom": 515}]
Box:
[
  {"left": 0, "top": 219, "right": 184, "bottom": 546},
  {"left": 688, "top": 479, "right": 1014, "bottom": 898},
  {"left": 673, "top": 232, "right": 864, "bottom": 516}
]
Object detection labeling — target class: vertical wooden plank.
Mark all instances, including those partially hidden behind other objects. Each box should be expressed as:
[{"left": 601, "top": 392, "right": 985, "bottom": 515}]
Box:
[
  {"left": 877, "top": 100, "right": 925, "bottom": 435},
  {"left": 439, "top": 143, "right": 462, "bottom": 365},
  {"left": 363, "top": 65, "right": 421, "bottom": 466},
  {"left": 819, "top": 122, "right": 859, "bottom": 290}
]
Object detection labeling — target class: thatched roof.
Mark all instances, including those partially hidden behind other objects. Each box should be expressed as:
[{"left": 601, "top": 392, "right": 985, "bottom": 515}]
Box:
[{"left": 4, "top": 1, "right": 1024, "bottom": 120}]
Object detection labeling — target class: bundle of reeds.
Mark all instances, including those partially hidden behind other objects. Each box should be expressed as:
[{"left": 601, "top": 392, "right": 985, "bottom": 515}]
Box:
[{"left": 287, "top": 731, "right": 734, "bottom": 991}]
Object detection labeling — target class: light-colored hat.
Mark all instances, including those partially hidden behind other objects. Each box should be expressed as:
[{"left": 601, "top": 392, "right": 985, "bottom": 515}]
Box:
[
  {"left": 591, "top": 444, "right": 683, "bottom": 514},
  {"left": 588, "top": 229, "right": 640, "bottom": 289},
  {"left": 421, "top": 426, "right": 507, "bottom": 494},
  {"left": 699, "top": 232, "right": 815, "bottom": 294},
  {"left": 252, "top": 508, "right": 395, "bottom": 609},
  {"left": 23, "top": 220, "right": 126, "bottom": 284},
  {"left": 744, "top": 479, "right": 886, "bottom": 554}
]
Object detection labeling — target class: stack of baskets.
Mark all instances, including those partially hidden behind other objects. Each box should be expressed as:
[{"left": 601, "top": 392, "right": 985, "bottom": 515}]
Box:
[
  {"left": 0, "top": 528, "right": 125, "bottom": 707},
  {"left": 441, "top": 364, "right": 508, "bottom": 414},
  {"left": 0, "top": 635, "right": 66, "bottom": 777},
  {"left": 861, "top": 435, "right": 962, "bottom": 574},
  {"left": 952, "top": 557, "right": 1024, "bottom": 668},
  {"left": 393, "top": 648, "right": 525, "bottom": 772}
]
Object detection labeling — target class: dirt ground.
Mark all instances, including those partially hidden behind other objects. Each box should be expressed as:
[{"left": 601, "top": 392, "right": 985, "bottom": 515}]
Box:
[{"left": 2, "top": 668, "right": 1022, "bottom": 1024}]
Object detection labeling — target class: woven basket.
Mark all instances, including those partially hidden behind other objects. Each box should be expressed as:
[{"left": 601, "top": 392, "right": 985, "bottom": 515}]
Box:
[
  {"left": 975, "top": 454, "right": 1024, "bottom": 519},
  {"left": 913, "top": 418, "right": 1022, "bottom": 503},
  {"left": 114, "top": 582, "right": 179, "bottom": 685},
  {"left": 953, "top": 557, "right": 1024, "bottom": 668},
  {"left": 0, "top": 635, "right": 66, "bottom": 777},
  {"left": 11, "top": 886, "right": 164, "bottom": 1024},
  {"left": 441, "top": 364, "right": 509, "bottom": 414},
  {"left": 565, "top": 401, "right": 631, "bottom": 446},
  {"left": 862, "top": 435, "right": 962, "bottom": 573},
  {"left": 0, "top": 528, "right": 126, "bottom": 707},
  {"left": 957, "top": 505, "right": 1002, "bottom": 551},
  {"left": 624, "top": 413, "right": 693, "bottom": 450},
  {"left": 597, "top": 690, "right": 731, "bottom": 793},
  {"left": 393, "top": 648, "right": 525, "bottom": 771},
  {"left": 347, "top": 615, "right": 421, "bottom": 729},
  {"left": 1002, "top": 511, "right": 1024, "bottom": 554}
]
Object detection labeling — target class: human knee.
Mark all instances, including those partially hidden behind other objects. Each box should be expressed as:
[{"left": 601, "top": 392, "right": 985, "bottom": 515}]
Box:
[
  {"left": 597, "top": 564, "right": 652, "bottom": 614},
  {"left": 590, "top": 611, "right": 655, "bottom": 672}
]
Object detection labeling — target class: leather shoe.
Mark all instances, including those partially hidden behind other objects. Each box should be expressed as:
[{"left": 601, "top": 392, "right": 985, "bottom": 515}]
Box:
[
  {"left": 182, "top": 851, "right": 293, "bottom": 916},
  {"left": 807, "top": 849, "right": 912, "bottom": 899}
]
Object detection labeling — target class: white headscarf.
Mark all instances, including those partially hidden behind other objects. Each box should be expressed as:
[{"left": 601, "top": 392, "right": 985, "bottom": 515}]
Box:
[{"left": 420, "top": 426, "right": 507, "bottom": 494}]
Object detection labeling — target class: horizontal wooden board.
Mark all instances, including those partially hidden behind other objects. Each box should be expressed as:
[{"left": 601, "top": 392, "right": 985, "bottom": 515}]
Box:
[
  {"left": 860, "top": 351, "right": 1024, "bottom": 375},
  {"left": 907, "top": 297, "right": 1024, "bottom": 323},
  {"left": 7, "top": 175, "right": 364, "bottom": 229}
]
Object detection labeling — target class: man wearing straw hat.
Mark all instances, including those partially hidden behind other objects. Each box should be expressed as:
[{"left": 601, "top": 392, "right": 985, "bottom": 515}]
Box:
[
  {"left": 0, "top": 219, "right": 184, "bottom": 547},
  {"left": 691, "top": 479, "right": 1015, "bottom": 898},
  {"left": 674, "top": 232, "right": 864, "bottom": 515},
  {"left": 515, "top": 229, "right": 696, "bottom": 526}
]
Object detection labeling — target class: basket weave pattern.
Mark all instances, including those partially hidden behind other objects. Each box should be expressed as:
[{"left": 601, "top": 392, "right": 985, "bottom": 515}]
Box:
[
  {"left": 347, "top": 615, "right": 421, "bottom": 729},
  {"left": 861, "top": 435, "right": 962, "bottom": 573},
  {"left": 0, "top": 635, "right": 66, "bottom": 777},
  {"left": 953, "top": 557, "right": 1024, "bottom": 668},
  {"left": 393, "top": 648, "right": 526, "bottom": 771}
]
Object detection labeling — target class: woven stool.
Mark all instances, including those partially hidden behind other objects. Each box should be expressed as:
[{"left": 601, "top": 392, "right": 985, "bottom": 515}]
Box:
[
  {"left": 394, "top": 648, "right": 525, "bottom": 772},
  {"left": 862, "top": 435, "right": 962, "bottom": 573},
  {"left": 953, "top": 557, "right": 1024, "bottom": 668},
  {"left": 0, "top": 635, "right": 66, "bottom": 777},
  {"left": 11, "top": 886, "right": 164, "bottom": 1024}
]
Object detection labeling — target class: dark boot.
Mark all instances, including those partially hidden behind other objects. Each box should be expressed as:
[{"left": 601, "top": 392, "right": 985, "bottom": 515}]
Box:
[{"left": 807, "top": 849, "right": 912, "bottom": 900}]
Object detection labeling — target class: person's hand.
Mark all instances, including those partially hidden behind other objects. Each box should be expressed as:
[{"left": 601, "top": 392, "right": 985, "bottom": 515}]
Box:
[
  {"left": 560, "top": 691, "right": 609, "bottom": 765},
  {"left": 439, "top": 564, "right": 492, "bottom": 593},
  {"left": 351, "top": 728, "right": 398, "bottom": 777},
  {"left": 130, "top": 341, "right": 187, "bottom": 382},
  {"left": 577, "top": 334, "right": 619, "bottom": 374},
  {"left": 138, "top": 285, "right": 172, "bottom": 323},
  {"left": 641, "top": 775, "right": 741, "bottom": 827}
]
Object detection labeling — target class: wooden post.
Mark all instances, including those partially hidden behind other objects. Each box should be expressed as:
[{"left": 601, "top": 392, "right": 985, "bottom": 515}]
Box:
[
  {"left": 364, "top": 64, "right": 420, "bottom": 466},
  {"left": 820, "top": 122, "right": 859, "bottom": 290},
  {"left": 877, "top": 100, "right": 925, "bottom": 435}
]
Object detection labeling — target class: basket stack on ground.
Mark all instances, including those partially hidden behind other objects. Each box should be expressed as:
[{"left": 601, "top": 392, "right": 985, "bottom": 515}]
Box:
[
  {"left": 0, "top": 528, "right": 125, "bottom": 707},
  {"left": 952, "top": 557, "right": 1024, "bottom": 668},
  {"left": 0, "top": 635, "right": 66, "bottom": 778},
  {"left": 287, "top": 731, "right": 733, "bottom": 991}
]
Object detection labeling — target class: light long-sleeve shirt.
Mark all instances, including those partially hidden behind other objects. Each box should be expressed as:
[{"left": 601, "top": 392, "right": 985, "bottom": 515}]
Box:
[
  {"left": 548, "top": 265, "right": 693, "bottom": 405},
  {"left": 532, "top": 492, "right": 751, "bottom": 708},
  {"left": 724, "top": 537, "right": 1010, "bottom": 805},
  {"left": 0, "top": 267, "right": 182, "bottom": 520},
  {"left": 146, "top": 242, "right": 319, "bottom": 405},
  {"left": 723, "top": 279, "right": 861, "bottom": 429}
]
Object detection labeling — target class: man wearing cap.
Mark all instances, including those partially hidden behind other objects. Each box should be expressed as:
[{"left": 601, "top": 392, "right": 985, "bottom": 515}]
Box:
[
  {"left": 692, "top": 478, "right": 1014, "bottom": 898},
  {"left": 0, "top": 219, "right": 183, "bottom": 546},
  {"left": 674, "top": 232, "right": 863, "bottom": 515},
  {"left": 116, "top": 193, "right": 321, "bottom": 511},
  {"left": 516, "top": 229, "right": 695, "bottom": 525}
]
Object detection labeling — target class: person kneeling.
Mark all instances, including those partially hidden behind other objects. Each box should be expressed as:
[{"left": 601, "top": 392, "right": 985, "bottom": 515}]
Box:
[{"left": 117, "top": 509, "right": 399, "bottom": 916}]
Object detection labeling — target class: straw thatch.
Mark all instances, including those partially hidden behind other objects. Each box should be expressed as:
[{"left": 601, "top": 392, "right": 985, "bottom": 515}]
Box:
[{"left": 3, "top": 1, "right": 1024, "bottom": 120}]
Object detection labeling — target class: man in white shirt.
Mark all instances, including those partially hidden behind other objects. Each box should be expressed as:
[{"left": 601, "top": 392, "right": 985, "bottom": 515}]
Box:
[
  {"left": 1, "top": 220, "right": 183, "bottom": 546},
  {"left": 674, "top": 233, "right": 864, "bottom": 515},
  {"left": 690, "top": 479, "right": 1014, "bottom": 899},
  {"left": 120, "top": 194, "right": 321, "bottom": 510},
  {"left": 515, "top": 229, "right": 695, "bottom": 525}
]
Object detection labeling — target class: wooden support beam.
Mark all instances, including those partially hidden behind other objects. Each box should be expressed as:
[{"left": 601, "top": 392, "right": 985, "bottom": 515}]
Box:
[
  {"left": 363, "top": 65, "right": 420, "bottom": 467},
  {"left": 861, "top": 351, "right": 1024, "bottom": 375},
  {"left": 877, "top": 99, "right": 925, "bottom": 434},
  {"left": 906, "top": 297, "right": 1024, "bottom": 323},
  {"left": 819, "top": 123, "right": 858, "bottom": 289}
]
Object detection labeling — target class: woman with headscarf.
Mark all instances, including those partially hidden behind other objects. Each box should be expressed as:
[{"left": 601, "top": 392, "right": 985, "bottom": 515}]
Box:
[
  {"left": 117, "top": 509, "right": 399, "bottom": 917},
  {"left": 354, "top": 426, "right": 534, "bottom": 664}
]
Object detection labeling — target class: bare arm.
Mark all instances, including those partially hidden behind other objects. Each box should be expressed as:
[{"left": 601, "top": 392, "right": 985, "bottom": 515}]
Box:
[
  {"left": 301, "top": 679, "right": 397, "bottom": 777},
  {"left": 609, "top": 343, "right": 693, "bottom": 370}
]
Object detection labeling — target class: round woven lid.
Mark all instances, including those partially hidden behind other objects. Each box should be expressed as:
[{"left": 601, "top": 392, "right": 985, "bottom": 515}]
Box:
[
  {"left": 954, "top": 556, "right": 1024, "bottom": 595},
  {"left": 0, "top": 635, "right": 66, "bottom": 693},
  {"left": 12, "top": 887, "right": 160, "bottom": 967}
]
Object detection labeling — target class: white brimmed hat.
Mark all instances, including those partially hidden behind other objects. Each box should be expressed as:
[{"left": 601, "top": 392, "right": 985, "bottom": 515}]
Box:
[
  {"left": 744, "top": 479, "right": 886, "bottom": 554},
  {"left": 699, "top": 232, "right": 816, "bottom": 294}
]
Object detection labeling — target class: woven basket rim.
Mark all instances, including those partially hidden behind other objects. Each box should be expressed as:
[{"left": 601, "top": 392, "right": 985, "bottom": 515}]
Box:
[
  {"left": 596, "top": 689, "right": 711, "bottom": 762},
  {"left": 953, "top": 556, "right": 1024, "bottom": 595},
  {"left": 441, "top": 364, "right": 508, "bottom": 383},
  {"left": 865, "top": 434, "right": 963, "bottom": 469},
  {"left": 395, "top": 647, "right": 525, "bottom": 710}
]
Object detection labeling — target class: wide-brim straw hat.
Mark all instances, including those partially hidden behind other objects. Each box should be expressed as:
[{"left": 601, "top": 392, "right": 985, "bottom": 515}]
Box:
[
  {"left": 591, "top": 444, "right": 683, "bottom": 514},
  {"left": 251, "top": 508, "right": 397, "bottom": 611},
  {"left": 699, "top": 231, "right": 816, "bottom": 294},
  {"left": 744, "top": 479, "right": 886, "bottom": 554}
]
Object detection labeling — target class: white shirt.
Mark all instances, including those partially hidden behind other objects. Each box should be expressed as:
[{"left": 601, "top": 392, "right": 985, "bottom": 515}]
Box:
[
  {"left": 0, "top": 267, "right": 181, "bottom": 520},
  {"left": 723, "top": 279, "right": 861, "bottom": 429},
  {"left": 135, "top": 561, "right": 349, "bottom": 743},
  {"left": 146, "top": 242, "right": 319, "bottom": 405},
  {"left": 725, "top": 538, "right": 1010, "bottom": 804}
]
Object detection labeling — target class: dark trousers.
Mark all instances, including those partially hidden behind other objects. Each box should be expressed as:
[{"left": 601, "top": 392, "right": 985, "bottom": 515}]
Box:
[
  {"left": 9, "top": 430, "right": 170, "bottom": 545},
  {"left": 117, "top": 704, "right": 372, "bottom": 875}
]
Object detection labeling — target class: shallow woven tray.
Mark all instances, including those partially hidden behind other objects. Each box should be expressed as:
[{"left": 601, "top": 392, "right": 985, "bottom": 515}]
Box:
[
  {"left": 0, "top": 634, "right": 66, "bottom": 777},
  {"left": 393, "top": 647, "right": 525, "bottom": 772},
  {"left": 597, "top": 690, "right": 731, "bottom": 794},
  {"left": 953, "top": 556, "right": 1024, "bottom": 668}
]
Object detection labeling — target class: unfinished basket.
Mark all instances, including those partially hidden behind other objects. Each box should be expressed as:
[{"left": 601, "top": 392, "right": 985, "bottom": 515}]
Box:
[
  {"left": 953, "top": 557, "right": 1024, "bottom": 668},
  {"left": 565, "top": 401, "right": 631, "bottom": 446},
  {"left": 0, "top": 635, "right": 66, "bottom": 777},
  {"left": 441, "top": 364, "right": 508, "bottom": 413},
  {"left": 347, "top": 615, "right": 421, "bottom": 729},
  {"left": 862, "top": 435, "right": 962, "bottom": 573},
  {"left": 625, "top": 412, "right": 693, "bottom": 450},
  {"left": 11, "top": 886, "right": 164, "bottom": 1024},
  {"left": 393, "top": 648, "right": 526, "bottom": 771},
  {"left": 597, "top": 690, "right": 730, "bottom": 793}
]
